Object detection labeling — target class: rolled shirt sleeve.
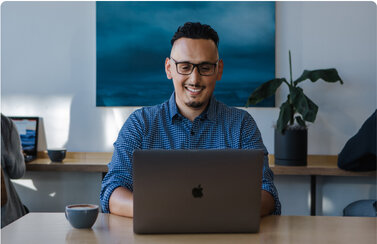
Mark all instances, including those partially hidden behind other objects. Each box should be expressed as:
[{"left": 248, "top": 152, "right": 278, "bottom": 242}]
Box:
[
  {"left": 100, "top": 112, "right": 143, "bottom": 213},
  {"left": 241, "top": 113, "right": 281, "bottom": 215}
]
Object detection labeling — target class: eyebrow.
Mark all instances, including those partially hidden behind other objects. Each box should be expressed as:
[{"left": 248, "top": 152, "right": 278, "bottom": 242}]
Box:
[{"left": 174, "top": 60, "right": 218, "bottom": 65}]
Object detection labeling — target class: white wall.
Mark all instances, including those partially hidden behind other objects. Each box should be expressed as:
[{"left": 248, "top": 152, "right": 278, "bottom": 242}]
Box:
[
  {"left": 2, "top": 1, "right": 376, "bottom": 155},
  {"left": 2, "top": 2, "right": 376, "bottom": 215},
  {"left": 276, "top": 1, "right": 376, "bottom": 154}
]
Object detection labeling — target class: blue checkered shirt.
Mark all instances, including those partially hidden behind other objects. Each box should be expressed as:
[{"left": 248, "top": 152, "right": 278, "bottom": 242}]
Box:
[{"left": 100, "top": 93, "right": 281, "bottom": 215}]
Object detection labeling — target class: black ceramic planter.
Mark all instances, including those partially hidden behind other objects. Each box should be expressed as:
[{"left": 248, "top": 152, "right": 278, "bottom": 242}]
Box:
[{"left": 274, "top": 127, "right": 307, "bottom": 166}]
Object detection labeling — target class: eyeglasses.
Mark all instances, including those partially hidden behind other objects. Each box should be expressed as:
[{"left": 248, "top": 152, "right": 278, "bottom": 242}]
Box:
[{"left": 170, "top": 57, "right": 218, "bottom": 76}]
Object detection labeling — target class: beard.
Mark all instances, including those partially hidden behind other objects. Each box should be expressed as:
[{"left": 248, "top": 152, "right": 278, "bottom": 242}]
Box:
[
  {"left": 183, "top": 83, "right": 207, "bottom": 109},
  {"left": 185, "top": 101, "right": 205, "bottom": 108}
]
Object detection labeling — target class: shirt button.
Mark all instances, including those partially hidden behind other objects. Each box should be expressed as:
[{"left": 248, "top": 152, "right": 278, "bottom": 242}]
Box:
[{"left": 191, "top": 131, "right": 195, "bottom": 136}]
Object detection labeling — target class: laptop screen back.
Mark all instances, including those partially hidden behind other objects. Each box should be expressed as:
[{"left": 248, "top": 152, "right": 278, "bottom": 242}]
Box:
[
  {"left": 133, "top": 149, "right": 264, "bottom": 234},
  {"left": 10, "top": 117, "right": 39, "bottom": 157}
]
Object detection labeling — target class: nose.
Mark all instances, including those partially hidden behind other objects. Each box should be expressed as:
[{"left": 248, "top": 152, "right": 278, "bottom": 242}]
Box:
[{"left": 188, "top": 66, "right": 201, "bottom": 85}]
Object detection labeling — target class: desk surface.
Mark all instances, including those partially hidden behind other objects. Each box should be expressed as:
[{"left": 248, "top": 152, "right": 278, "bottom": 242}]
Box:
[
  {"left": 2, "top": 213, "right": 375, "bottom": 244},
  {"left": 26, "top": 152, "right": 376, "bottom": 177}
]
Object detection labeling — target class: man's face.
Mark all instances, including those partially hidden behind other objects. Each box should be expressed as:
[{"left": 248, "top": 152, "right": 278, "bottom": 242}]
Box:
[{"left": 165, "top": 38, "right": 223, "bottom": 113}]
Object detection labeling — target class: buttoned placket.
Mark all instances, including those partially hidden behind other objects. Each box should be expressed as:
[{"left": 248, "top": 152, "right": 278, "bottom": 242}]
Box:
[{"left": 190, "top": 117, "right": 206, "bottom": 148}]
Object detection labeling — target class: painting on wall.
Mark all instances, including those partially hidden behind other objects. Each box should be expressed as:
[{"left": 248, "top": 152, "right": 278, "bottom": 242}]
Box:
[{"left": 96, "top": 2, "right": 275, "bottom": 107}]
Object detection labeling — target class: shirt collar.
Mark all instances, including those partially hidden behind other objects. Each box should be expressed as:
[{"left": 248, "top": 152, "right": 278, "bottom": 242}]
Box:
[
  {"left": 198, "top": 95, "right": 216, "bottom": 122},
  {"left": 203, "top": 95, "right": 217, "bottom": 121},
  {"left": 168, "top": 92, "right": 217, "bottom": 122},
  {"left": 168, "top": 92, "right": 179, "bottom": 120}
]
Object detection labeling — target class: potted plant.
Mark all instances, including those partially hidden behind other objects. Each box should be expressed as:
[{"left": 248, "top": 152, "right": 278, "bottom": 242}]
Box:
[{"left": 246, "top": 51, "right": 343, "bottom": 166}]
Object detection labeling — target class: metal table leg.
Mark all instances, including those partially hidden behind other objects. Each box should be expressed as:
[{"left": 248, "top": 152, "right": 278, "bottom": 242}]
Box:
[{"left": 311, "top": 175, "right": 316, "bottom": 216}]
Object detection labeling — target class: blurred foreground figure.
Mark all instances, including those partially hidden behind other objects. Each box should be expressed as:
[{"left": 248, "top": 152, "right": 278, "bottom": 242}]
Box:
[
  {"left": 1, "top": 114, "right": 28, "bottom": 228},
  {"left": 338, "top": 110, "right": 376, "bottom": 171}
]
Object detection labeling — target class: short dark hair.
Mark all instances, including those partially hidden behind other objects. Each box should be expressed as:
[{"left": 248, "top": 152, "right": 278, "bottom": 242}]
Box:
[{"left": 171, "top": 22, "right": 219, "bottom": 48}]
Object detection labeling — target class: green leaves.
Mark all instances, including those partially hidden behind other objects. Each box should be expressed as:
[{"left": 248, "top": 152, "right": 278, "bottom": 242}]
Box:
[
  {"left": 290, "top": 87, "right": 318, "bottom": 123},
  {"left": 246, "top": 78, "right": 286, "bottom": 106},
  {"left": 277, "top": 99, "right": 293, "bottom": 133},
  {"left": 246, "top": 51, "right": 343, "bottom": 133},
  {"left": 294, "top": 69, "right": 344, "bottom": 86},
  {"left": 276, "top": 88, "right": 318, "bottom": 133},
  {"left": 295, "top": 116, "right": 306, "bottom": 127}
]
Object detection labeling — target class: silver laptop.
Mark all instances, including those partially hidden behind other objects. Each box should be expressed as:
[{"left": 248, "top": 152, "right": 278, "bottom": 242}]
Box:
[{"left": 133, "top": 149, "right": 264, "bottom": 234}]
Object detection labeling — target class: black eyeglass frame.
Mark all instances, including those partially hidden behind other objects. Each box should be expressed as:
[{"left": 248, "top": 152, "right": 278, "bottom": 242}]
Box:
[{"left": 170, "top": 57, "right": 219, "bottom": 76}]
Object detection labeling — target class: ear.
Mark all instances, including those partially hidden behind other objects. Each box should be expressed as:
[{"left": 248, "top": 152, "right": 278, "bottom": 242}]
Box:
[
  {"left": 165, "top": 57, "right": 172, "bottom": 79},
  {"left": 216, "top": 59, "right": 224, "bottom": 81}
]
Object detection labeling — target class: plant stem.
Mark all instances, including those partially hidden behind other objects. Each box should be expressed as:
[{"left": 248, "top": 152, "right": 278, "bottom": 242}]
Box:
[
  {"left": 289, "top": 50, "right": 294, "bottom": 126},
  {"left": 289, "top": 50, "right": 293, "bottom": 86},
  {"left": 290, "top": 104, "right": 295, "bottom": 125}
]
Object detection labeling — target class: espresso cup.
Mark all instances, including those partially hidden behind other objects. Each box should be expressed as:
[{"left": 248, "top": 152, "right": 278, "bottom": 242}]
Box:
[
  {"left": 65, "top": 204, "right": 99, "bottom": 229},
  {"left": 47, "top": 148, "right": 66, "bottom": 162}
]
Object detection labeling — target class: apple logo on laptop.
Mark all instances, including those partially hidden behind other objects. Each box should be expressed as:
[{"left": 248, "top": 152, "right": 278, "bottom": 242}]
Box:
[{"left": 192, "top": 184, "right": 203, "bottom": 198}]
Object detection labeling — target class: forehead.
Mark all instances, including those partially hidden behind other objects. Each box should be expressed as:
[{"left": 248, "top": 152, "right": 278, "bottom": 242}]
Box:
[{"left": 170, "top": 38, "right": 219, "bottom": 62}]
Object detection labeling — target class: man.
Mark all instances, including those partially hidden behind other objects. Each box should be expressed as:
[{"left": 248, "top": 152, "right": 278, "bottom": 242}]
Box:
[{"left": 100, "top": 22, "right": 281, "bottom": 217}]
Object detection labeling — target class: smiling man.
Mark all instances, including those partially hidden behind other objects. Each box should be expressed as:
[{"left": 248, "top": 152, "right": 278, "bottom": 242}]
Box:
[
  {"left": 166, "top": 37, "right": 222, "bottom": 121},
  {"left": 100, "top": 22, "right": 281, "bottom": 217}
]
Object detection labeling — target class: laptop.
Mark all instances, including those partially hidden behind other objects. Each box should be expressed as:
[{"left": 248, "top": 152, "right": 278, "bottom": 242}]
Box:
[
  {"left": 9, "top": 117, "right": 39, "bottom": 163},
  {"left": 133, "top": 149, "right": 264, "bottom": 234}
]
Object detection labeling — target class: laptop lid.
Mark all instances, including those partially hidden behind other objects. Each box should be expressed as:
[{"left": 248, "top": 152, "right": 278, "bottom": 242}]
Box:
[
  {"left": 9, "top": 117, "right": 39, "bottom": 160},
  {"left": 133, "top": 149, "right": 264, "bottom": 234}
]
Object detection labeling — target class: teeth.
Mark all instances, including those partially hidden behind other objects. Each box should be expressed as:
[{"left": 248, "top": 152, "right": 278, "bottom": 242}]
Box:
[{"left": 187, "top": 87, "right": 202, "bottom": 93}]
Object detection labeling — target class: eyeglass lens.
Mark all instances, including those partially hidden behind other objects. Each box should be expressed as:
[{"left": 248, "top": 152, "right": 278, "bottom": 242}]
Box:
[{"left": 176, "top": 63, "right": 216, "bottom": 76}]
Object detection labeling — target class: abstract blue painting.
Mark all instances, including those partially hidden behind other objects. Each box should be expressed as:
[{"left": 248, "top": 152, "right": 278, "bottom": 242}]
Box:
[{"left": 96, "top": 2, "right": 275, "bottom": 107}]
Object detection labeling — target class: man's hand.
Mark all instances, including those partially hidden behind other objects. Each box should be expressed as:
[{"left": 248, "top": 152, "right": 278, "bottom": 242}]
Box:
[
  {"left": 109, "top": 187, "right": 134, "bottom": 217},
  {"left": 260, "top": 190, "right": 275, "bottom": 217}
]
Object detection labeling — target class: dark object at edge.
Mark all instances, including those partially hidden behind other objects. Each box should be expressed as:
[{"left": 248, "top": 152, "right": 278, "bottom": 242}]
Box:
[
  {"left": 338, "top": 110, "right": 376, "bottom": 171},
  {"left": 343, "top": 200, "right": 377, "bottom": 217}
]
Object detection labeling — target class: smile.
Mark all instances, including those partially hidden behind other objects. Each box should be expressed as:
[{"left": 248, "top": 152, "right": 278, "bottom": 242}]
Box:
[{"left": 186, "top": 87, "right": 203, "bottom": 93}]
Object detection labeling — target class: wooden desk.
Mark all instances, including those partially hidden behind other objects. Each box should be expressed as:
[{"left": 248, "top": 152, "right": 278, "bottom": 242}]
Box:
[{"left": 2, "top": 213, "right": 375, "bottom": 244}]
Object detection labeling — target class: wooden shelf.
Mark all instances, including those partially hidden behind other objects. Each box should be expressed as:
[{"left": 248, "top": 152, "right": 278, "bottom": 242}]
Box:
[
  {"left": 269, "top": 155, "right": 376, "bottom": 177},
  {"left": 26, "top": 152, "right": 111, "bottom": 172},
  {"left": 25, "top": 152, "right": 376, "bottom": 177}
]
